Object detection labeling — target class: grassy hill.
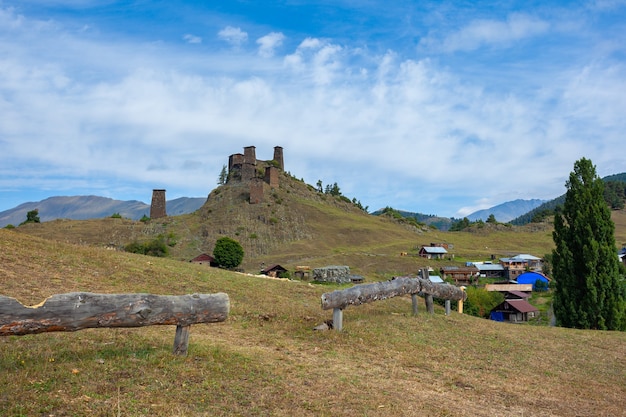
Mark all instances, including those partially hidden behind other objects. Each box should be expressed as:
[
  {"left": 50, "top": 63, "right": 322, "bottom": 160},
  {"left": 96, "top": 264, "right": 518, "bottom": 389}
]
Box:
[{"left": 1, "top": 230, "right": 625, "bottom": 416}]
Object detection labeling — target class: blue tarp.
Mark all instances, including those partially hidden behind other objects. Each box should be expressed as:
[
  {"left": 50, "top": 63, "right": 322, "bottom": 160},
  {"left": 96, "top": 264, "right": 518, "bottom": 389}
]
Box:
[
  {"left": 516, "top": 272, "right": 549, "bottom": 290},
  {"left": 490, "top": 311, "right": 504, "bottom": 322}
]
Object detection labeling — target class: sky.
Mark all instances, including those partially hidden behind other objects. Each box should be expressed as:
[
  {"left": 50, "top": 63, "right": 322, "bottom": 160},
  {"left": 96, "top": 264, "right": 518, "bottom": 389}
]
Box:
[{"left": 1, "top": 0, "right": 625, "bottom": 218}]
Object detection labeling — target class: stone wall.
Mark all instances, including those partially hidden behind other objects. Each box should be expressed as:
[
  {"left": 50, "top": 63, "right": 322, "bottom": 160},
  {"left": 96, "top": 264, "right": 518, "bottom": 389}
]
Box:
[{"left": 313, "top": 265, "right": 352, "bottom": 284}]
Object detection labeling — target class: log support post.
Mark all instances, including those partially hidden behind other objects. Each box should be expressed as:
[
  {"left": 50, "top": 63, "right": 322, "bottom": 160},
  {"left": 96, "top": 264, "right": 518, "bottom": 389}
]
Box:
[
  {"left": 458, "top": 286, "right": 466, "bottom": 314},
  {"left": 425, "top": 294, "right": 434, "bottom": 314},
  {"left": 333, "top": 308, "right": 343, "bottom": 332},
  {"left": 173, "top": 325, "right": 190, "bottom": 356},
  {"left": 445, "top": 299, "right": 451, "bottom": 316},
  {"left": 411, "top": 294, "right": 419, "bottom": 316}
]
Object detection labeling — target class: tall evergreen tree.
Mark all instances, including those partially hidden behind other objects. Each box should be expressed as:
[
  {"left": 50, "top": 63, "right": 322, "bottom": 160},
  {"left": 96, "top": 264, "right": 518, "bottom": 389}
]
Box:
[{"left": 552, "top": 158, "right": 625, "bottom": 330}]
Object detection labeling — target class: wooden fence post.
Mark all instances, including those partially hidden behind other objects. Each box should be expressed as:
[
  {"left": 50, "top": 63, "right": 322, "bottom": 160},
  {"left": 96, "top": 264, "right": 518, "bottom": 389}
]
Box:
[
  {"left": 458, "top": 286, "right": 466, "bottom": 314},
  {"left": 173, "top": 325, "right": 191, "bottom": 355},
  {"left": 425, "top": 294, "right": 434, "bottom": 314},
  {"left": 411, "top": 294, "right": 419, "bottom": 316},
  {"left": 333, "top": 308, "right": 343, "bottom": 332}
]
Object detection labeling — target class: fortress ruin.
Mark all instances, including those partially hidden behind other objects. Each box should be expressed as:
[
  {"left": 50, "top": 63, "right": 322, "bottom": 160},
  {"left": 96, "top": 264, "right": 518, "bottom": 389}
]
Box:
[{"left": 228, "top": 146, "right": 284, "bottom": 204}]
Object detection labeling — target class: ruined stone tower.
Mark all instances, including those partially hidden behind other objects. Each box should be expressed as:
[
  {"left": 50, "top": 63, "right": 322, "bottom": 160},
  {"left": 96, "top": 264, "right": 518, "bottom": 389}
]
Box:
[
  {"left": 273, "top": 146, "right": 284, "bottom": 170},
  {"left": 150, "top": 189, "right": 167, "bottom": 219},
  {"left": 241, "top": 146, "right": 257, "bottom": 182}
]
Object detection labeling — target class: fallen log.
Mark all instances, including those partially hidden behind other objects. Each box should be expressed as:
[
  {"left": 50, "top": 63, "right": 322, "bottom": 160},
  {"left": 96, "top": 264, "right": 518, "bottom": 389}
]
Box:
[
  {"left": 321, "top": 276, "right": 466, "bottom": 311},
  {"left": 0, "top": 292, "right": 229, "bottom": 336}
]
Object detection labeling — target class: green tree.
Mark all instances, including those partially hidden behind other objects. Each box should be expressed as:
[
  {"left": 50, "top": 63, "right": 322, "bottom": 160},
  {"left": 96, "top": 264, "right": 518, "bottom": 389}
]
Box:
[
  {"left": 20, "top": 209, "right": 40, "bottom": 225},
  {"left": 213, "top": 236, "right": 244, "bottom": 269},
  {"left": 486, "top": 214, "right": 497, "bottom": 224},
  {"left": 552, "top": 158, "right": 625, "bottom": 330},
  {"left": 218, "top": 164, "right": 228, "bottom": 185}
]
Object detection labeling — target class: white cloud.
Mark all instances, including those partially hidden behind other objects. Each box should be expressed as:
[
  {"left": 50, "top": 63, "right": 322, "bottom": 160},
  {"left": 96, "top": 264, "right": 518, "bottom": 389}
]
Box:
[
  {"left": 217, "top": 26, "right": 248, "bottom": 47},
  {"left": 421, "top": 13, "right": 550, "bottom": 53},
  {"left": 256, "top": 32, "right": 285, "bottom": 58},
  {"left": 183, "top": 33, "right": 202, "bottom": 44}
]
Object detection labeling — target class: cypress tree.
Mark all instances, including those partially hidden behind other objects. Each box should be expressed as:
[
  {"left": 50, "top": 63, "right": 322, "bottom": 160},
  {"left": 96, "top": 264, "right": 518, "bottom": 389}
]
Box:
[{"left": 552, "top": 158, "right": 625, "bottom": 330}]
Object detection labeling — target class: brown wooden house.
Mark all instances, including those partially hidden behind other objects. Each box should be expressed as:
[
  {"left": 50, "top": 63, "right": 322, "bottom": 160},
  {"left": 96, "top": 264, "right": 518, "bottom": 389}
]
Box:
[
  {"left": 439, "top": 265, "right": 479, "bottom": 285},
  {"left": 490, "top": 299, "right": 538, "bottom": 323},
  {"left": 261, "top": 264, "right": 288, "bottom": 278},
  {"left": 189, "top": 253, "right": 218, "bottom": 267}
]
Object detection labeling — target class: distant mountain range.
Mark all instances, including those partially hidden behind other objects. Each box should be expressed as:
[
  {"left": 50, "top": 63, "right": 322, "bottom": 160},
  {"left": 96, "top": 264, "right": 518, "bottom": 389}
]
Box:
[
  {"left": 0, "top": 196, "right": 207, "bottom": 228},
  {"left": 466, "top": 199, "right": 546, "bottom": 223}
]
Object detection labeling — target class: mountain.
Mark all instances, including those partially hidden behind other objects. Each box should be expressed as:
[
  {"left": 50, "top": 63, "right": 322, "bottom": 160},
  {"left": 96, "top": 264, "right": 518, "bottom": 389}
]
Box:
[
  {"left": 0, "top": 195, "right": 206, "bottom": 228},
  {"left": 510, "top": 172, "right": 626, "bottom": 225},
  {"left": 466, "top": 199, "right": 546, "bottom": 223}
]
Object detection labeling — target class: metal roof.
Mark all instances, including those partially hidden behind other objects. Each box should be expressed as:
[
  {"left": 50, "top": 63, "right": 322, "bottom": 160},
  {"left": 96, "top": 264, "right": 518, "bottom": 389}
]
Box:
[{"left": 421, "top": 246, "right": 448, "bottom": 254}]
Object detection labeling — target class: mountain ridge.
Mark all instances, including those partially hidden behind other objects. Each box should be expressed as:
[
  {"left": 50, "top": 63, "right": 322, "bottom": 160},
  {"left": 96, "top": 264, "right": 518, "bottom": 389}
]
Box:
[{"left": 0, "top": 195, "right": 206, "bottom": 228}]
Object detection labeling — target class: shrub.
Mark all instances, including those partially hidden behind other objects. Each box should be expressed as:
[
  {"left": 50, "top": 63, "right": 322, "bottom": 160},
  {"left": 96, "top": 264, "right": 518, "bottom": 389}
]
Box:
[
  {"left": 124, "top": 237, "right": 169, "bottom": 257},
  {"left": 213, "top": 237, "right": 244, "bottom": 269}
]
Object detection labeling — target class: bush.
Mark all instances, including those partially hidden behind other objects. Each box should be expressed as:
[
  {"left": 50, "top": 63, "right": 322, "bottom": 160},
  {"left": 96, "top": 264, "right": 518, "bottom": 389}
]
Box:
[
  {"left": 124, "top": 237, "right": 169, "bottom": 257},
  {"left": 213, "top": 237, "right": 244, "bottom": 269}
]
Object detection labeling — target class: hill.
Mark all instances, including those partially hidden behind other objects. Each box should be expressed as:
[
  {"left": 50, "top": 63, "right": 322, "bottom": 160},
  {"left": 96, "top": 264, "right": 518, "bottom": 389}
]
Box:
[
  {"left": 1, "top": 229, "right": 625, "bottom": 416},
  {"left": 0, "top": 196, "right": 206, "bottom": 228}
]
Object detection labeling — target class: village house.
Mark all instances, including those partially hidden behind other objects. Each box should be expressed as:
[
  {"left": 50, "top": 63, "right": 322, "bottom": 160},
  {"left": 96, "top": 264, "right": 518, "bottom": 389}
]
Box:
[
  {"left": 189, "top": 253, "right": 218, "bottom": 267},
  {"left": 490, "top": 299, "right": 539, "bottom": 323},
  {"left": 261, "top": 264, "right": 288, "bottom": 278},
  {"left": 419, "top": 245, "right": 448, "bottom": 259},
  {"left": 440, "top": 265, "right": 479, "bottom": 285}
]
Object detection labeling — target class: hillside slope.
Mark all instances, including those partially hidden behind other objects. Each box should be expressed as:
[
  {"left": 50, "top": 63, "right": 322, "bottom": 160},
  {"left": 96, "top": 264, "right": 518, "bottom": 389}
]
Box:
[{"left": 1, "top": 230, "right": 624, "bottom": 416}]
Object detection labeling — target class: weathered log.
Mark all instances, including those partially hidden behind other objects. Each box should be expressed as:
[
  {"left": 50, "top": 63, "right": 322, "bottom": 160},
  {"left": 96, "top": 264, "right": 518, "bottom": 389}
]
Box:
[
  {"left": 320, "top": 277, "right": 466, "bottom": 311},
  {"left": 0, "top": 292, "right": 229, "bottom": 336}
]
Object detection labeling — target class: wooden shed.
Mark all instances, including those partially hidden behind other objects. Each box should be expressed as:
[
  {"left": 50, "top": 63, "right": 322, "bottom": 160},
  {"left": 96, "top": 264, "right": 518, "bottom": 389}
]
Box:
[
  {"left": 189, "top": 253, "right": 218, "bottom": 267},
  {"left": 261, "top": 264, "right": 288, "bottom": 278},
  {"left": 490, "top": 299, "right": 539, "bottom": 323}
]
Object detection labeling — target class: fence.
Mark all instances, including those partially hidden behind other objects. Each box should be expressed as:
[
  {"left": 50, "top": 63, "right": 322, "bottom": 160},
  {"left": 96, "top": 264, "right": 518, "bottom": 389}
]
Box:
[
  {"left": 321, "top": 270, "right": 466, "bottom": 331},
  {"left": 0, "top": 292, "right": 230, "bottom": 355}
]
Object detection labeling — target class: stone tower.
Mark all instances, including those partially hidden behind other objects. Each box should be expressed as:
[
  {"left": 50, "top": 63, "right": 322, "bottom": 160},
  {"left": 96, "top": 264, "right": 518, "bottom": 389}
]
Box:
[
  {"left": 273, "top": 146, "right": 284, "bottom": 170},
  {"left": 242, "top": 146, "right": 257, "bottom": 181},
  {"left": 150, "top": 189, "right": 167, "bottom": 219}
]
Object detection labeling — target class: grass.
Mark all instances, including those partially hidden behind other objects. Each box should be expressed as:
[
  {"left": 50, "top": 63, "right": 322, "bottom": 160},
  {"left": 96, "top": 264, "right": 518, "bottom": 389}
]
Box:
[{"left": 1, "top": 229, "right": 625, "bottom": 416}]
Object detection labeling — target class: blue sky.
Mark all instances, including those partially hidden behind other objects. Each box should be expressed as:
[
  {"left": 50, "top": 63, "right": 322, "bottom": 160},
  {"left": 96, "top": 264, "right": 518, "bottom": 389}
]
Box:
[{"left": 1, "top": 1, "right": 625, "bottom": 218}]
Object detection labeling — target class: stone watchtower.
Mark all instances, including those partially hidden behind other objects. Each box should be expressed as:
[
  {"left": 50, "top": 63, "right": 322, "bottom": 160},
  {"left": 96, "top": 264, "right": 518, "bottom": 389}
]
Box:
[
  {"left": 241, "top": 146, "right": 257, "bottom": 182},
  {"left": 273, "top": 146, "right": 284, "bottom": 170},
  {"left": 150, "top": 189, "right": 167, "bottom": 219}
]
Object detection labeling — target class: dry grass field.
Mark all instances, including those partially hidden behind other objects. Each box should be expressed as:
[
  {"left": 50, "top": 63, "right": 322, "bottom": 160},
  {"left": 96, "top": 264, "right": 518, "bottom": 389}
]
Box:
[{"left": 1, "top": 229, "right": 625, "bottom": 416}]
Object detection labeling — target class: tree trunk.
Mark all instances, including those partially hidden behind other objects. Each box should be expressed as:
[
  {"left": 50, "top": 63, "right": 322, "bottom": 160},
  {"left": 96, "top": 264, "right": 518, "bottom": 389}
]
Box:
[
  {"left": 0, "top": 292, "right": 229, "bottom": 336},
  {"left": 321, "top": 277, "right": 466, "bottom": 310}
]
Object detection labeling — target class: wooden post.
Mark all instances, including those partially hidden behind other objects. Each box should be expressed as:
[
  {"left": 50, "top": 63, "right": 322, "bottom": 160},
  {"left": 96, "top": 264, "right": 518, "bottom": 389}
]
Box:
[
  {"left": 411, "top": 294, "right": 419, "bottom": 316},
  {"left": 173, "top": 325, "right": 190, "bottom": 355},
  {"left": 333, "top": 308, "right": 343, "bottom": 332},
  {"left": 445, "top": 299, "right": 451, "bottom": 315},
  {"left": 458, "top": 286, "right": 466, "bottom": 314},
  {"left": 425, "top": 294, "right": 434, "bottom": 314}
]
